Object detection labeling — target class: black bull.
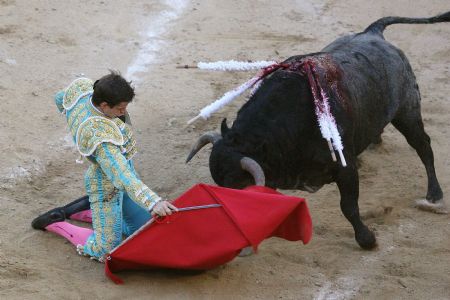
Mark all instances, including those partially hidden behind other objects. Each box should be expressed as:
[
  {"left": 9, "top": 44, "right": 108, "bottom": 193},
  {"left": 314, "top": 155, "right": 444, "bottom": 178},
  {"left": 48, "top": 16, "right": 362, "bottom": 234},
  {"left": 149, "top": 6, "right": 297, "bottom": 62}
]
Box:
[{"left": 187, "top": 12, "right": 450, "bottom": 249}]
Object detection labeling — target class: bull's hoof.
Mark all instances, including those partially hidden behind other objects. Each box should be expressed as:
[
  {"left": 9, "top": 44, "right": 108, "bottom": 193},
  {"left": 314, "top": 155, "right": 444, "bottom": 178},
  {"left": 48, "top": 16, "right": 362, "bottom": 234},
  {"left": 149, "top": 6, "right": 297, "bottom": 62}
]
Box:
[
  {"left": 415, "top": 199, "right": 448, "bottom": 214},
  {"left": 31, "top": 208, "right": 66, "bottom": 230},
  {"left": 355, "top": 227, "right": 377, "bottom": 250}
]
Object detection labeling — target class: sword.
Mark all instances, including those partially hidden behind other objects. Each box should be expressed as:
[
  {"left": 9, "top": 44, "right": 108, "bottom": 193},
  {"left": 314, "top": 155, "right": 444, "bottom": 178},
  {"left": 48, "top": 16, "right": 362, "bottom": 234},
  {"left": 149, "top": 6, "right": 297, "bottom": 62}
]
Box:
[
  {"left": 154, "top": 203, "right": 222, "bottom": 223},
  {"left": 177, "top": 203, "right": 222, "bottom": 211}
]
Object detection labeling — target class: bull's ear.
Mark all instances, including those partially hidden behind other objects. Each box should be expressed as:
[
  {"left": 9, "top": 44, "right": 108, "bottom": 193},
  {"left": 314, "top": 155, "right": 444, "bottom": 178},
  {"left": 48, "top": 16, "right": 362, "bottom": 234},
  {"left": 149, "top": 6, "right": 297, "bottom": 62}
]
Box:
[{"left": 220, "top": 118, "right": 230, "bottom": 136}]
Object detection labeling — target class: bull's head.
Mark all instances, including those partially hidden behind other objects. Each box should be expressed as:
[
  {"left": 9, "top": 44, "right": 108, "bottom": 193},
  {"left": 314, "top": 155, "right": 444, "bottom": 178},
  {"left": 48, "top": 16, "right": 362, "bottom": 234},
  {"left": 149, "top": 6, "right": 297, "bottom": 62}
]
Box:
[
  {"left": 186, "top": 119, "right": 266, "bottom": 189},
  {"left": 186, "top": 65, "right": 335, "bottom": 191}
]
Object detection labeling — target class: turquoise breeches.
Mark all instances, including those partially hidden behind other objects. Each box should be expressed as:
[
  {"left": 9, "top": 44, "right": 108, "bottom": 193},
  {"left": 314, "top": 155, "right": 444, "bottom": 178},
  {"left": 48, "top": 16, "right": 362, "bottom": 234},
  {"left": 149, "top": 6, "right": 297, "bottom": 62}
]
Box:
[{"left": 82, "top": 171, "right": 151, "bottom": 259}]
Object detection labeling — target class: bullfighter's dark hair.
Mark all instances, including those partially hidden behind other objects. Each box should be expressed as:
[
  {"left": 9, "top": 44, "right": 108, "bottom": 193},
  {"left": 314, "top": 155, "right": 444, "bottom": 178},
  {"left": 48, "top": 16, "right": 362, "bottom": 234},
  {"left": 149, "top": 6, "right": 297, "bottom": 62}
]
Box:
[{"left": 92, "top": 70, "right": 135, "bottom": 108}]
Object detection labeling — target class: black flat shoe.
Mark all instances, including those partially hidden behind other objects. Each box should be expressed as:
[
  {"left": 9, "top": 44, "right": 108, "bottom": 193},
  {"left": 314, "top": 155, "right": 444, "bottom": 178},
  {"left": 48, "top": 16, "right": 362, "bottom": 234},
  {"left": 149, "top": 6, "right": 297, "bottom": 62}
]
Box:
[
  {"left": 63, "top": 195, "right": 90, "bottom": 216},
  {"left": 31, "top": 208, "right": 66, "bottom": 230}
]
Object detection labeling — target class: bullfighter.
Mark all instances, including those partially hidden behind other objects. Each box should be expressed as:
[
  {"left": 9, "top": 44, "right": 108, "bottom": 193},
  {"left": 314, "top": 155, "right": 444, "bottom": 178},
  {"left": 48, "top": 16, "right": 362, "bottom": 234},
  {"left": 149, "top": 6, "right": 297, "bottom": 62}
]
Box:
[{"left": 32, "top": 71, "right": 177, "bottom": 261}]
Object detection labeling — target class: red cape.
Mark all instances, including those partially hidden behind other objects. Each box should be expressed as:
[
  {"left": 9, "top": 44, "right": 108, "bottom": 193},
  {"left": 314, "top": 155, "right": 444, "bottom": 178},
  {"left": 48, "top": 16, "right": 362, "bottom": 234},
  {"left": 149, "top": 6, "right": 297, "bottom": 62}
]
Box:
[{"left": 105, "top": 184, "right": 312, "bottom": 283}]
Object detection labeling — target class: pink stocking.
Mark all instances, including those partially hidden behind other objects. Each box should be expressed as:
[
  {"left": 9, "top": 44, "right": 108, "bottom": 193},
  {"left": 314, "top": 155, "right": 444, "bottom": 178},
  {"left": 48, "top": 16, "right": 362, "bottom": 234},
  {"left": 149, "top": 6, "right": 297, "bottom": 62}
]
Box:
[
  {"left": 69, "top": 210, "right": 92, "bottom": 223},
  {"left": 45, "top": 221, "right": 93, "bottom": 246}
]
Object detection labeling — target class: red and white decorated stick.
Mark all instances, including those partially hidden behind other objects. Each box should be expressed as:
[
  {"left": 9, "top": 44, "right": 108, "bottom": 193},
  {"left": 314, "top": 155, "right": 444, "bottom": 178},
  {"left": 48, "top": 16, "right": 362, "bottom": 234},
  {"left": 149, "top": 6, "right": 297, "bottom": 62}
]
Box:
[
  {"left": 187, "top": 60, "right": 280, "bottom": 124},
  {"left": 303, "top": 61, "right": 346, "bottom": 166},
  {"left": 197, "top": 60, "right": 276, "bottom": 71},
  {"left": 186, "top": 59, "right": 346, "bottom": 166},
  {"left": 188, "top": 76, "right": 262, "bottom": 124}
]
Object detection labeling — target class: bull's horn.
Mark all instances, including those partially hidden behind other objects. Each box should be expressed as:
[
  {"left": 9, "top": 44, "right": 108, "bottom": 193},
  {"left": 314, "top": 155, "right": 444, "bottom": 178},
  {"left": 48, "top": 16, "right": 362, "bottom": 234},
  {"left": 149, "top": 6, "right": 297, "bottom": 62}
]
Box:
[
  {"left": 186, "top": 132, "right": 222, "bottom": 163},
  {"left": 240, "top": 157, "right": 266, "bottom": 186}
]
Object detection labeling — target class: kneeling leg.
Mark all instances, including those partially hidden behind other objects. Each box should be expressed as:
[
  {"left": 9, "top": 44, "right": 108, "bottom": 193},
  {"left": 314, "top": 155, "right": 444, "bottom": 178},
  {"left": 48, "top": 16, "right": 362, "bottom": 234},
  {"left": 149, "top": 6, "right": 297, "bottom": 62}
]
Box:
[{"left": 79, "top": 192, "right": 123, "bottom": 261}]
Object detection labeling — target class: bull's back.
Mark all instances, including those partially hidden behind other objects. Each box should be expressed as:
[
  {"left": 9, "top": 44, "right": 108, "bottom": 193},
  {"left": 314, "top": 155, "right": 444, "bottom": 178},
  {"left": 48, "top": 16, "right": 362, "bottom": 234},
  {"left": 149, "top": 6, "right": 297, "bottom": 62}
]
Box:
[{"left": 322, "top": 32, "right": 418, "bottom": 153}]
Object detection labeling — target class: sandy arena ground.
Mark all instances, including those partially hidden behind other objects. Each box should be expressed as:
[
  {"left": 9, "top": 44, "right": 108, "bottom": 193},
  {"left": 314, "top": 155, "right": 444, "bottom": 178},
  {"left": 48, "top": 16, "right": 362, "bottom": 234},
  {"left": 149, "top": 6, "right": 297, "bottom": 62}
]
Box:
[{"left": 0, "top": 0, "right": 449, "bottom": 299}]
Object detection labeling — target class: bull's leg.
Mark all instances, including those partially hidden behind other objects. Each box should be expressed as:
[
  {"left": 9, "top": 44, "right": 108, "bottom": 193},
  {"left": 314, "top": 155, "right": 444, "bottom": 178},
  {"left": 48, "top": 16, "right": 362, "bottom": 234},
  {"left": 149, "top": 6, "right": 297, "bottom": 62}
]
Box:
[
  {"left": 334, "top": 161, "right": 377, "bottom": 249},
  {"left": 391, "top": 114, "right": 447, "bottom": 213}
]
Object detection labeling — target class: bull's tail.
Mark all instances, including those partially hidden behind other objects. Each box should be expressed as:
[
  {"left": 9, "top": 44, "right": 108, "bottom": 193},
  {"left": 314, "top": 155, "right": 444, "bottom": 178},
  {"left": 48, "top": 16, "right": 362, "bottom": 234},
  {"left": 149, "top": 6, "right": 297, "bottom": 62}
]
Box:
[{"left": 364, "top": 11, "right": 450, "bottom": 35}]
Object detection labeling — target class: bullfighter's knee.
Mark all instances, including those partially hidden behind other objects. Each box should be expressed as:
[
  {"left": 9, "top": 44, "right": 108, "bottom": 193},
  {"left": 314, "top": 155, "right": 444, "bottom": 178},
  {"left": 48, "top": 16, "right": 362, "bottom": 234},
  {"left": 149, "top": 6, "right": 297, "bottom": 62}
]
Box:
[{"left": 355, "top": 226, "right": 377, "bottom": 250}]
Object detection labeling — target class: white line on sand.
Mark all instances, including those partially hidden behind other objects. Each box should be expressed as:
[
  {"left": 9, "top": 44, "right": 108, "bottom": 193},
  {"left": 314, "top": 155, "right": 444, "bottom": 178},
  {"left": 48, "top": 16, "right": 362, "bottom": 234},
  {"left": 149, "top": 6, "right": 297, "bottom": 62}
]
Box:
[{"left": 126, "top": 0, "right": 189, "bottom": 85}]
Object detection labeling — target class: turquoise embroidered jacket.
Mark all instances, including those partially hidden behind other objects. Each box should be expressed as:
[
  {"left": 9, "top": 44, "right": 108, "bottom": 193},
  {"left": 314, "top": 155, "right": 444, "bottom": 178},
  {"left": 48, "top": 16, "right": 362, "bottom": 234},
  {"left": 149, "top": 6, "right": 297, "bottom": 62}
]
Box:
[{"left": 55, "top": 78, "right": 161, "bottom": 210}]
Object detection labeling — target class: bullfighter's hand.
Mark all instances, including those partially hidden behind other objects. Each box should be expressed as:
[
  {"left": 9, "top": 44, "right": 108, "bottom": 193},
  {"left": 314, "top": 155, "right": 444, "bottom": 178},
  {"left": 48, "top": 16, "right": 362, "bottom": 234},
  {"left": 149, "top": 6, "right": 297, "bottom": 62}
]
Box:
[{"left": 151, "top": 200, "right": 178, "bottom": 217}]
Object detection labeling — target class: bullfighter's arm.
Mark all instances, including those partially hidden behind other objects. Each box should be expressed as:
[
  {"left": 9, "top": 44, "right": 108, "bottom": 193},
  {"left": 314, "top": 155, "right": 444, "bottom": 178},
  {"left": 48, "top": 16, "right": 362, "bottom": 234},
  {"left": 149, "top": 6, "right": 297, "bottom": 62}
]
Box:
[
  {"left": 54, "top": 90, "right": 65, "bottom": 113},
  {"left": 94, "top": 142, "right": 162, "bottom": 211}
]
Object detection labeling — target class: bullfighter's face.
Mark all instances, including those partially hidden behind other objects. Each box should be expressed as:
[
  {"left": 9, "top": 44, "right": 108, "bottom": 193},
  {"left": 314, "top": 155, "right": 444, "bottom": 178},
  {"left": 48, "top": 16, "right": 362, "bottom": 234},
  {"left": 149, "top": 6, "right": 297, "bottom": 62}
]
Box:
[{"left": 99, "top": 101, "right": 129, "bottom": 118}]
